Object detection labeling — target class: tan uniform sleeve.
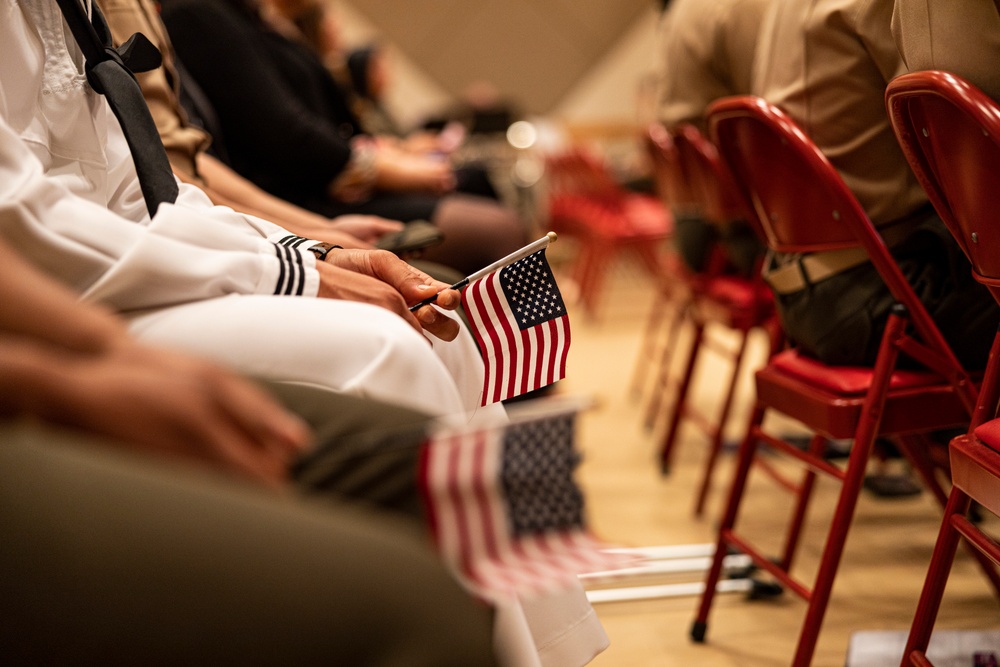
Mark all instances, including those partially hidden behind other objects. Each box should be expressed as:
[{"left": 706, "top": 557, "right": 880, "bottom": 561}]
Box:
[
  {"left": 892, "top": 0, "right": 1000, "bottom": 101},
  {"left": 97, "top": 0, "right": 211, "bottom": 181}
]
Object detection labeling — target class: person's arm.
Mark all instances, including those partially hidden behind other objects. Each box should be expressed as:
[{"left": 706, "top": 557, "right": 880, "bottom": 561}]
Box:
[
  {"left": 193, "top": 152, "right": 380, "bottom": 248},
  {"left": 656, "top": 2, "right": 730, "bottom": 130},
  {"left": 891, "top": 0, "right": 1000, "bottom": 100},
  {"left": 0, "top": 240, "right": 309, "bottom": 485},
  {"left": 0, "top": 118, "right": 321, "bottom": 315}
]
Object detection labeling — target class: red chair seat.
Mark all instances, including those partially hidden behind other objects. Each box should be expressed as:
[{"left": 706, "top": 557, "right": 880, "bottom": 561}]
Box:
[
  {"left": 755, "top": 360, "right": 969, "bottom": 441},
  {"left": 549, "top": 194, "right": 668, "bottom": 240},
  {"left": 951, "top": 434, "right": 1000, "bottom": 518},
  {"left": 769, "top": 349, "right": 942, "bottom": 395},
  {"left": 622, "top": 194, "right": 673, "bottom": 235},
  {"left": 972, "top": 420, "right": 1000, "bottom": 456},
  {"left": 545, "top": 145, "right": 671, "bottom": 319},
  {"left": 700, "top": 275, "right": 772, "bottom": 309}
]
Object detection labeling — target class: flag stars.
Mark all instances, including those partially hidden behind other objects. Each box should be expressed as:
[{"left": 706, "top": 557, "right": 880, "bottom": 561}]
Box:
[{"left": 499, "top": 250, "right": 568, "bottom": 330}]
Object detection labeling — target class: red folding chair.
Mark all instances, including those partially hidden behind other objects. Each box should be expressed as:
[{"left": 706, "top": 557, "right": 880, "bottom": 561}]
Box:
[
  {"left": 647, "top": 124, "right": 777, "bottom": 515},
  {"left": 691, "top": 95, "right": 996, "bottom": 666},
  {"left": 886, "top": 70, "right": 1000, "bottom": 667},
  {"left": 629, "top": 125, "right": 691, "bottom": 405},
  {"left": 544, "top": 143, "right": 671, "bottom": 319}
]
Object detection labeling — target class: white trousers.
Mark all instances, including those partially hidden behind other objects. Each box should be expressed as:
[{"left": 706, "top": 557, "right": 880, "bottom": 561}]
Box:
[
  {"left": 127, "top": 294, "right": 608, "bottom": 666},
  {"left": 127, "top": 294, "right": 485, "bottom": 418}
]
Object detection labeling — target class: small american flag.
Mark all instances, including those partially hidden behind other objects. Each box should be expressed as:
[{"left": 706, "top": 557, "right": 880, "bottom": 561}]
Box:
[
  {"left": 461, "top": 248, "right": 571, "bottom": 406},
  {"left": 418, "top": 401, "right": 628, "bottom": 601}
]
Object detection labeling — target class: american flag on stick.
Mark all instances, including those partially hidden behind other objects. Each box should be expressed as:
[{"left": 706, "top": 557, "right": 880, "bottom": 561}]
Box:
[
  {"left": 418, "top": 400, "right": 630, "bottom": 601},
  {"left": 460, "top": 234, "right": 571, "bottom": 406}
]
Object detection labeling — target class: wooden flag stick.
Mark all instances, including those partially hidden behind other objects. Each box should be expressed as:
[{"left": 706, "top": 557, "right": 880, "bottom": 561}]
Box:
[{"left": 409, "top": 231, "right": 558, "bottom": 312}]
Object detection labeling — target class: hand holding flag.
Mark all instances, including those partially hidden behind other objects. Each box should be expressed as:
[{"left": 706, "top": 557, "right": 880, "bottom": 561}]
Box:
[{"left": 411, "top": 233, "right": 571, "bottom": 406}]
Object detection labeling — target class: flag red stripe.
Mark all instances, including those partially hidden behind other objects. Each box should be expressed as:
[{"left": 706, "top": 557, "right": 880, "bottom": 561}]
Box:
[
  {"left": 461, "top": 282, "right": 495, "bottom": 407},
  {"left": 470, "top": 432, "right": 500, "bottom": 563},
  {"left": 444, "top": 436, "right": 473, "bottom": 572},
  {"left": 483, "top": 275, "right": 519, "bottom": 403},
  {"left": 558, "top": 315, "right": 571, "bottom": 381},
  {"left": 416, "top": 439, "right": 440, "bottom": 545}
]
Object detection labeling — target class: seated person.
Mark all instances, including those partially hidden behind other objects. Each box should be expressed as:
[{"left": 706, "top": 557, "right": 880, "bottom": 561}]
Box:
[
  {"left": 97, "top": 0, "right": 403, "bottom": 251},
  {"left": 97, "top": 0, "right": 455, "bottom": 278},
  {"left": 0, "top": 237, "right": 497, "bottom": 664},
  {"left": 1, "top": 4, "right": 608, "bottom": 663},
  {"left": 341, "top": 41, "right": 510, "bottom": 207},
  {"left": 159, "top": 0, "right": 526, "bottom": 276},
  {"left": 892, "top": 0, "right": 1000, "bottom": 100},
  {"left": 752, "top": 0, "right": 1000, "bottom": 368},
  {"left": 655, "top": 0, "right": 769, "bottom": 276},
  {"left": 1, "top": 0, "right": 483, "bottom": 426},
  {"left": 344, "top": 44, "right": 465, "bottom": 153}
]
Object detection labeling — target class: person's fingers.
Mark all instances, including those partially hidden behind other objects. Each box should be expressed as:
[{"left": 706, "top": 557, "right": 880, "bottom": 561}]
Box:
[
  {"left": 433, "top": 287, "right": 462, "bottom": 310},
  {"left": 368, "top": 255, "right": 461, "bottom": 309},
  {"left": 210, "top": 370, "right": 312, "bottom": 458},
  {"left": 371, "top": 217, "right": 405, "bottom": 233},
  {"left": 183, "top": 405, "right": 291, "bottom": 488},
  {"left": 415, "top": 305, "right": 460, "bottom": 341}
]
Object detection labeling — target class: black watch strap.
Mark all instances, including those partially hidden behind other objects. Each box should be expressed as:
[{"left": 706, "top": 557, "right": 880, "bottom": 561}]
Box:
[{"left": 307, "top": 242, "right": 342, "bottom": 262}]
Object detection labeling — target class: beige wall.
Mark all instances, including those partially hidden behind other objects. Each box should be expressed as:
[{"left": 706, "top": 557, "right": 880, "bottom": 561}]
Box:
[
  {"left": 551, "top": 7, "right": 661, "bottom": 127},
  {"left": 336, "top": 1, "right": 663, "bottom": 132}
]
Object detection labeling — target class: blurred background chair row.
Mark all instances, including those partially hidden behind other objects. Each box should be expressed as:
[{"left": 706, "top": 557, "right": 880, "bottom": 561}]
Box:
[
  {"left": 672, "top": 71, "right": 1000, "bottom": 667},
  {"left": 544, "top": 70, "right": 1000, "bottom": 667},
  {"left": 886, "top": 70, "right": 1000, "bottom": 667},
  {"left": 689, "top": 90, "right": 1000, "bottom": 667}
]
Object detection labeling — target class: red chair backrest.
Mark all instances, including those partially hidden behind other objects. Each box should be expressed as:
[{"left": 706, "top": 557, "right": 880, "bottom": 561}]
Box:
[
  {"left": 672, "top": 123, "right": 749, "bottom": 227},
  {"left": 886, "top": 70, "right": 1000, "bottom": 304},
  {"left": 645, "top": 123, "right": 698, "bottom": 214},
  {"left": 545, "top": 145, "right": 623, "bottom": 204},
  {"left": 706, "top": 95, "right": 973, "bottom": 397},
  {"left": 707, "top": 97, "right": 863, "bottom": 254}
]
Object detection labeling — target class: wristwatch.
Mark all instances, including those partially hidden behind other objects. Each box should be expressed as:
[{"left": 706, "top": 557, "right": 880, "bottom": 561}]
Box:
[{"left": 306, "top": 242, "right": 342, "bottom": 262}]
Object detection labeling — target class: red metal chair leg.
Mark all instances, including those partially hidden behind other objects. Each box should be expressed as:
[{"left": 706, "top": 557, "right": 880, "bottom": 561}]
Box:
[
  {"left": 691, "top": 402, "right": 766, "bottom": 642},
  {"left": 900, "top": 488, "right": 971, "bottom": 667},
  {"left": 778, "top": 435, "right": 826, "bottom": 572},
  {"left": 693, "top": 330, "right": 751, "bottom": 516},
  {"left": 894, "top": 434, "right": 1000, "bottom": 597},
  {"left": 895, "top": 434, "right": 950, "bottom": 506},
  {"left": 579, "top": 242, "right": 616, "bottom": 318},
  {"left": 790, "top": 315, "right": 906, "bottom": 667},
  {"left": 635, "top": 239, "right": 667, "bottom": 278},
  {"left": 659, "top": 319, "right": 706, "bottom": 474},
  {"left": 631, "top": 284, "right": 674, "bottom": 399},
  {"left": 643, "top": 298, "right": 690, "bottom": 430},
  {"left": 645, "top": 296, "right": 691, "bottom": 420}
]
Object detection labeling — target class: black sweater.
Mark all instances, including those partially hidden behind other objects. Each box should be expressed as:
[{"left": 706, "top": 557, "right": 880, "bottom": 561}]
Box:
[{"left": 161, "top": 0, "right": 359, "bottom": 209}]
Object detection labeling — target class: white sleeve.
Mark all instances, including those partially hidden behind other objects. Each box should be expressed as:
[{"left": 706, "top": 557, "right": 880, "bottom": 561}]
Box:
[{"left": 0, "top": 116, "right": 320, "bottom": 313}]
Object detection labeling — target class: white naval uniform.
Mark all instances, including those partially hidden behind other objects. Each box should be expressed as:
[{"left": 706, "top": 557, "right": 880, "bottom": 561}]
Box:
[
  {"left": 0, "top": 2, "right": 609, "bottom": 664},
  {"left": 0, "top": 0, "right": 480, "bottom": 418}
]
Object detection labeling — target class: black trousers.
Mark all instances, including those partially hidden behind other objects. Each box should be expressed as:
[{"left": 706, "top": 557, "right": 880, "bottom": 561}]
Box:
[{"left": 775, "top": 211, "right": 1000, "bottom": 369}]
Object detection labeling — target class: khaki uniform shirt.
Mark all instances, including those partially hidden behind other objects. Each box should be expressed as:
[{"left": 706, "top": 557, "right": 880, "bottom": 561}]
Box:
[
  {"left": 98, "top": 0, "right": 210, "bottom": 182},
  {"left": 753, "top": 0, "right": 927, "bottom": 226},
  {"left": 892, "top": 0, "right": 1000, "bottom": 101},
  {"left": 657, "top": 0, "right": 772, "bottom": 130}
]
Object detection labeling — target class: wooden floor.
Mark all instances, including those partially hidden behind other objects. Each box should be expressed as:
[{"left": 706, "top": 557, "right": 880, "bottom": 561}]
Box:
[{"left": 551, "top": 254, "right": 999, "bottom": 667}]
